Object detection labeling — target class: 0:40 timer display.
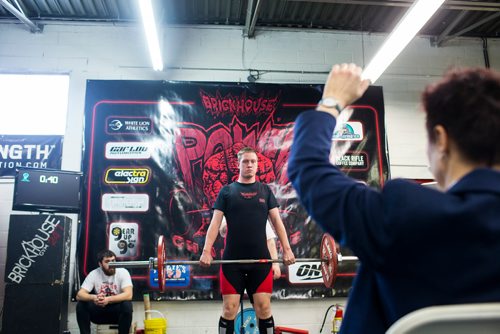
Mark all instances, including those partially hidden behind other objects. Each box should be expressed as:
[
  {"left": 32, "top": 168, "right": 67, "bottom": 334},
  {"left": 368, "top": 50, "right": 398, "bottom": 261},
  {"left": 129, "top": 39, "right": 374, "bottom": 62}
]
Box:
[{"left": 39, "top": 175, "right": 59, "bottom": 184}]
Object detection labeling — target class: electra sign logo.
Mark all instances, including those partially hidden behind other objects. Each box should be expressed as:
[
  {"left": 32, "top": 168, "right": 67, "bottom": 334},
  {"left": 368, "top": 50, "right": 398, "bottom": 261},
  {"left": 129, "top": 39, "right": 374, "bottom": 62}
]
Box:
[
  {"left": 6, "top": 215, "right": 61, "bottom": 284},
  {"left": 287, "top": 262, "right": 324, "bottom": 284},
  {"left": 104, "top": 167, "right": 151, "bottom": 185},
  {"left": 105, "top": 142, "right": 152, "bottom": 160}
]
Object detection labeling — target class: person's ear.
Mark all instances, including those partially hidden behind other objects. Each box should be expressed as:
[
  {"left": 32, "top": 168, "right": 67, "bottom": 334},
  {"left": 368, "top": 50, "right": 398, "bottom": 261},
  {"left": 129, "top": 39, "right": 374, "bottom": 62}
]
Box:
[{"left": 433, "top": 125, "right": 449, "bottom": 155}]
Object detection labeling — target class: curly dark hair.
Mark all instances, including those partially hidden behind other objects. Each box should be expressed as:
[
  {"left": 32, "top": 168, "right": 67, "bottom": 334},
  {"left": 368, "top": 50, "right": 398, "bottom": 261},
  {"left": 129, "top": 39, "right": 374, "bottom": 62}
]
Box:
[
  {"left": 422, "top": 67, "right": 500, "bottom": 166},
  {"left": 97, "top": 249, "right": 116, "bottom": 264}
]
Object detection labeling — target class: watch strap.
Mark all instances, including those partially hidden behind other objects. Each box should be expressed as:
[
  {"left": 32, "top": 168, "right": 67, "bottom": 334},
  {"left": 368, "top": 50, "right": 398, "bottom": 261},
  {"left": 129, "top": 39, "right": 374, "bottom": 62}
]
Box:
[{"left": 318, "top": 98, "right": 343, "bottom": 113}]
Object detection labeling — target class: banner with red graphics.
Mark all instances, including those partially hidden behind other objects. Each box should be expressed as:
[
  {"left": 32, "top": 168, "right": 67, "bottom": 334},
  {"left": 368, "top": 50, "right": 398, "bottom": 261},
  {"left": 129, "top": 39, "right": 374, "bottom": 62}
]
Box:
[{"left": 78, "top": 80, "right": 389, "bottom": 300}]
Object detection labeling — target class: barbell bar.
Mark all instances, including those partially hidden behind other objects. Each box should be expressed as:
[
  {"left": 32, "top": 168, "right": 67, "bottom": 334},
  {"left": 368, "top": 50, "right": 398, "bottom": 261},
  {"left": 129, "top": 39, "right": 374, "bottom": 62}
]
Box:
[{"left": 109, "top": 234, "right": 358, "bottom": 292}]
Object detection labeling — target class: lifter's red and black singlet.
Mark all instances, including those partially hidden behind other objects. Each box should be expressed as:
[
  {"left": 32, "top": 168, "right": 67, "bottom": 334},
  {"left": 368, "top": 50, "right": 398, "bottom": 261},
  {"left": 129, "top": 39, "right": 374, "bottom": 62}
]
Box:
[{"left": 213, "top": 181, "right": 278, "bottom": 296}]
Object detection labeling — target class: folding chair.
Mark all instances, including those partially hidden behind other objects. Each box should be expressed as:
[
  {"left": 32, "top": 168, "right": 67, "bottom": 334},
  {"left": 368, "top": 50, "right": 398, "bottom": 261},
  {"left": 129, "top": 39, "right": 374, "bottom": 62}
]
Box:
[{"left": 386, "top": 303, "right": 500, "bottom": 334}]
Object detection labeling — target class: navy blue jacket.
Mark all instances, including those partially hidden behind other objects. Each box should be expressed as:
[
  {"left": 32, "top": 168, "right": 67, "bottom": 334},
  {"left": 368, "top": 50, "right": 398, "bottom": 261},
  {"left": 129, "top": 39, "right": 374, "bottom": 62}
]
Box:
[{"left": 288, "top": 110, "right": 500, "bottom": 333}]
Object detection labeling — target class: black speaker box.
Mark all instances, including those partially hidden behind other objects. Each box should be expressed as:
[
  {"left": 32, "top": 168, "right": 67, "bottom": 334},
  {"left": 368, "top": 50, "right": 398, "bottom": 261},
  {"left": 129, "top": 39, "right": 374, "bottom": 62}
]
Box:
[
  {"left": 4, "top": 214, "right": 72, "bottom": 284},
  {"left": 2, "top": 214, "right": 72, "bottom": 334},
  {"left": 2, "top": 282, "right": 69, "bottom": 334}
]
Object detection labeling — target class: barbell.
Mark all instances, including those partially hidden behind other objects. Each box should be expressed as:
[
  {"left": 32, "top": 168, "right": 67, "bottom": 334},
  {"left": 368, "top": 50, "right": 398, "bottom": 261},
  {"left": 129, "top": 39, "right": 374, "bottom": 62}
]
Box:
[{"left": 109, "top": 234, "right": 358, "bottom": 292}]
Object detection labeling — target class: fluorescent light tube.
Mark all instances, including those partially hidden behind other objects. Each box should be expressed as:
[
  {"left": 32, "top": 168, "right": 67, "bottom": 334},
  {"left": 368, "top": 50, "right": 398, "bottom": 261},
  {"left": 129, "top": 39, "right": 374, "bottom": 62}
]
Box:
[
  {"left": 362, "top": 0, "right": 445, "bottom": 84},
  {"left": 138, "top": 0, "right": 163, "bottom": 71}
]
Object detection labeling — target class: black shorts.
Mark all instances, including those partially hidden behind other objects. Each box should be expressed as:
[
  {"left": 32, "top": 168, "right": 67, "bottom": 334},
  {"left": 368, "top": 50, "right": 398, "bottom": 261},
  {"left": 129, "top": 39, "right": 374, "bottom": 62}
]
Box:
[{"left": 220, "top": 263, "right": 273, "bottom": 297}]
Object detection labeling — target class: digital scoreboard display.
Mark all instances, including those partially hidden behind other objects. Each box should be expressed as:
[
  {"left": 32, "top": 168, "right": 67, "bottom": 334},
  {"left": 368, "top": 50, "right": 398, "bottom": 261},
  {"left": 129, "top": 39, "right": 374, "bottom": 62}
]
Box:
[{"left": 12, "top": 168, "right": 83, "bottom": 213}]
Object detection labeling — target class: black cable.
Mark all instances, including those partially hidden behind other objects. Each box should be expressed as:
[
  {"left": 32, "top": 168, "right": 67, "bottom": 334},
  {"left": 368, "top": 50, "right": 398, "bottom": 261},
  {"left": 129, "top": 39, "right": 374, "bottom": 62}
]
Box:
[
  {"left": 240, "top": 298, "right": 245, "bottom": 333},
  {"left": 319, "top": 304, "right": 337, "bottom": 333},
  {"left": 482, "top": 37, "right": 490, "bottom": 68}
]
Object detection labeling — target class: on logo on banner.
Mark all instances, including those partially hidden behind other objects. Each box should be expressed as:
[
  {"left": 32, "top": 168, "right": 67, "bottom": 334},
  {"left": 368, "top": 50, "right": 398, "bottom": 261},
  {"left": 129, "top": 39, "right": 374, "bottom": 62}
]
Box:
[{"left": 287, "top": 261, "right": 324, "bottom": 285}]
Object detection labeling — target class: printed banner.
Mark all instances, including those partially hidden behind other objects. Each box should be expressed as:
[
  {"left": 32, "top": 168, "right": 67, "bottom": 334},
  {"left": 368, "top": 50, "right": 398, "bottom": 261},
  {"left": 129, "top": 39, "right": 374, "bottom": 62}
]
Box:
[
  {"left": 0, "top": 135, "right": 63, "bottom": 177},
  {"left": 79, "top": 80, "right": 389, "bottom": 300}
]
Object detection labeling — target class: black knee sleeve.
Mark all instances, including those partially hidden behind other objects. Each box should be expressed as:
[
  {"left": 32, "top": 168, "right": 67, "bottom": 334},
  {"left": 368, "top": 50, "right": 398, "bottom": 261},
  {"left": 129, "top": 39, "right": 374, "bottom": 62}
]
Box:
[
  {"left": 219, "top": 316, "right": 234, "bottom": 334},
  {"left": 258, "top": 316, "right": 274, "bottom": 334}
]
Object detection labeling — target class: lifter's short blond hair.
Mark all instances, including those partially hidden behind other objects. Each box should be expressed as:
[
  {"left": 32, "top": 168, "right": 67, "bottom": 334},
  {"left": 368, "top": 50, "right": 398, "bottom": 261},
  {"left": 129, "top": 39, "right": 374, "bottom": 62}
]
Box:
[{"left": 237, "top": 147, "right": 258, "bottom": 162}]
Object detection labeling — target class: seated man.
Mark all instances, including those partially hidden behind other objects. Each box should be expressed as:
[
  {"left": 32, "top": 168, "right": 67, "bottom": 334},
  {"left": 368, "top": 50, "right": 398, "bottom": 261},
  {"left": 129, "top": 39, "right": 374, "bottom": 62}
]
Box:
[{"left": 76, "top": 250, "right": 133, "bottom": 334}]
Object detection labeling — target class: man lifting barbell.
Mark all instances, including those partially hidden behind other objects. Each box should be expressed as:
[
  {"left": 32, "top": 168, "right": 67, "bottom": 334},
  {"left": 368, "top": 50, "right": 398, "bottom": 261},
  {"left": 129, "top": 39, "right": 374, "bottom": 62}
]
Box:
[{"left": 200, "top": 146, "right": 295, "bottom": 334}]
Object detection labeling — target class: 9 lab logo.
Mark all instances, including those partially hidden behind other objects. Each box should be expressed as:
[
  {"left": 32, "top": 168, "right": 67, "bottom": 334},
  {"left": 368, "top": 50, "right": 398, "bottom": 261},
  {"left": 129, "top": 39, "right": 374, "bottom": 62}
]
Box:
[{"left": 105, "top": 167, "right": 150, "bottom": 185}]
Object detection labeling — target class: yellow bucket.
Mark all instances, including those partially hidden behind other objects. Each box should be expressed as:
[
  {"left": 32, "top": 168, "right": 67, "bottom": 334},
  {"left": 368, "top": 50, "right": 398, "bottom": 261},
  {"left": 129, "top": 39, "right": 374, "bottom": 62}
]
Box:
[{"left": 144, "top": 310, "right": 167, "bottom": 334}]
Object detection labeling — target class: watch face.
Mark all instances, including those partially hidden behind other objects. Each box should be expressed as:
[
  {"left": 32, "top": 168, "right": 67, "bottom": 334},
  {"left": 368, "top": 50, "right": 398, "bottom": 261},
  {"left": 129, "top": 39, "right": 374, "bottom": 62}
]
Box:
[{"left": 321, "top": 98, "right": 338, "bottom": 107}]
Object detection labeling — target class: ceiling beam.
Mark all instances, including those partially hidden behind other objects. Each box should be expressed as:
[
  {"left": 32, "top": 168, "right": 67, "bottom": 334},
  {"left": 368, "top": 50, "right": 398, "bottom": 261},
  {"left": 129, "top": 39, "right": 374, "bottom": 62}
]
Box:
[
  {"left": 248, "top": 0, "right": 263, "bottom": 38},
  {"left": 244, "top": 0, "right": 255, "bottom": 37},
  {"left": 287, "top": 0, "right": 500, "bottom": 11},
  {"left": 244, "top": 0, "right": 263, "bottom": 38},
  {"left": 0, "top": 0, "right": 43, "bottom": 32},
  {"left": 431, "top": 10, "right": 468, "bottom": 47},
  {"left": 438, "top": 11, "right": 500, "bottom": 45}
]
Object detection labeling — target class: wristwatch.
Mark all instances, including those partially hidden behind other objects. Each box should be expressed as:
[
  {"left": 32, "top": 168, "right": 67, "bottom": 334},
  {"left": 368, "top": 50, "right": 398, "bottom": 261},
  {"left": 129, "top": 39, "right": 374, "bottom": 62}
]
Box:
[{"left": 318, "top": 97, "right": 343, "bottom": 113}]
